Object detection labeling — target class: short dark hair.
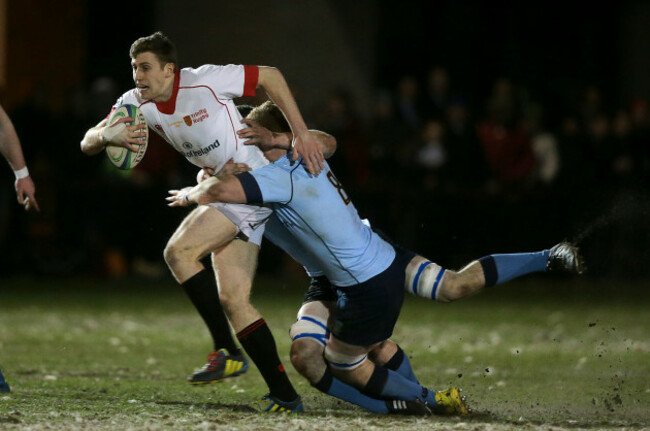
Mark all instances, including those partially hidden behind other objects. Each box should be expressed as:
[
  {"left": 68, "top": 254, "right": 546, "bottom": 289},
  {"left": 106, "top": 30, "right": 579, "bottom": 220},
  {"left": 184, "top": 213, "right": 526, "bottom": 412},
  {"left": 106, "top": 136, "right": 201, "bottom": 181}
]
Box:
[
  {"left": 247, "top": 101, "right": 290, "bottom": 133},
  {"left": 130, "top": 31, "right": 177, "bottom": 69}
]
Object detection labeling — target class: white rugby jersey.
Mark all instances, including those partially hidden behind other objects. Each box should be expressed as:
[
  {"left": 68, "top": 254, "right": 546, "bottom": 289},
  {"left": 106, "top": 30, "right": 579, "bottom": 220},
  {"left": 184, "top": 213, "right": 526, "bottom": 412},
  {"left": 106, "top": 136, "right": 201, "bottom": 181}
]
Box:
[{"left": 112, "top": 64, "right": 268, "bottom": 173}]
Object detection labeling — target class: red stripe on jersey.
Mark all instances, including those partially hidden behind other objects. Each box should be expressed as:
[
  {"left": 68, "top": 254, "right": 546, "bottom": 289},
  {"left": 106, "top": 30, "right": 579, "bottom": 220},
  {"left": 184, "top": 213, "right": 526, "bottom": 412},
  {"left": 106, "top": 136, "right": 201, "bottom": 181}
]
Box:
[
  {"left": 155, "top": 69, "right": 181, "bottom": 115},
  {"left": 105, "top": 107, "right": 116, "bottom": 119},
  {"left": 243, "top": 65, "right": 259, "bottom": 97}
]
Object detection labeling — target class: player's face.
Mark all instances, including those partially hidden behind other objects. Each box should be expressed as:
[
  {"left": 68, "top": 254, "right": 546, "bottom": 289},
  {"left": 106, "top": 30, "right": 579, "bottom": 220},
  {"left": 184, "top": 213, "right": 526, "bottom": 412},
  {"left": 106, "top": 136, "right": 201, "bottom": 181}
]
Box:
[{"left": 131, "top": 52, "right": 174, "bottom": 102}]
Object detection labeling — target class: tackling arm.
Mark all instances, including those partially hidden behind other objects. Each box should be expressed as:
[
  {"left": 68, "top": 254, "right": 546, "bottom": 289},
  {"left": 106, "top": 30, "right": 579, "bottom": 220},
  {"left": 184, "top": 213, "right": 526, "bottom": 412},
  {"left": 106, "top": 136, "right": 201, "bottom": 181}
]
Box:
[
  {"left": 167, "top": 174, "right": 247, "bottom": 207},
  {"left": 257, "top": 67, "right": 324, "bottom": 174}
]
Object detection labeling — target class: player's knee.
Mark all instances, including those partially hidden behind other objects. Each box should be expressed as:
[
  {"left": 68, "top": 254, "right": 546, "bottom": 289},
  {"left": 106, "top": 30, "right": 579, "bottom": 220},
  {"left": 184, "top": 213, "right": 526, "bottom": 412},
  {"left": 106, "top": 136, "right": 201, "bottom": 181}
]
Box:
[
  {"left": 163, "top": 239, "right": 198, "bottom": 270},
  {"left": 162, "top": 241, "right": 180, "bottom": 269},
  {"left": 437, "top": 271, "right": 471, "bottom": 302},
  {"left": 290, "top": 339, "right": 324, "bottom": 383}
]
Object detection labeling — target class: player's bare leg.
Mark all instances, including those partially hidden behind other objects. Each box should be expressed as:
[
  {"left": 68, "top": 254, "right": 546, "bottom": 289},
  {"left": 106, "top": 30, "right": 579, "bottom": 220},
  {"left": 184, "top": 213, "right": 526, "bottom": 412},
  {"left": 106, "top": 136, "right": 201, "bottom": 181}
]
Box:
[
  {"left": 163, "top": 206, "right": 245, "bottom": 384},
  {"left": 213, "top": 240, "right": 302, "bottom": 411},
  {"left": 406, "top": 242, "right": 584, "bottom": 303},
  {"left": 289, "top": 300, "right": 332, "bottom": 384},
  {"left": 211, "top": 240, "right": 261, "bottom": 332},
  {"left": 164, "top": 206, "right": 237, "bottom": 283}
]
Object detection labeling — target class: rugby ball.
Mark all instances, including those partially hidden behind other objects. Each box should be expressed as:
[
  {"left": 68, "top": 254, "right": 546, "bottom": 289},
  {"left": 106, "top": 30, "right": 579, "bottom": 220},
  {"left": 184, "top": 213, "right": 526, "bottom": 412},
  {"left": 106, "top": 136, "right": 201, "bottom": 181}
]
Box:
[{"left": 105, "top": 104, "right": 148, "bottom": 169}]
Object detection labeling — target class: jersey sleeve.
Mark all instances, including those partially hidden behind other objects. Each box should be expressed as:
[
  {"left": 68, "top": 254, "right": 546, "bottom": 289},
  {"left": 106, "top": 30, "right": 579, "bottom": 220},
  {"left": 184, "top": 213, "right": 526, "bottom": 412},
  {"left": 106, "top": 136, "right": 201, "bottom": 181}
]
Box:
[
  {"left": 236, "top": 163, "right": 292, "bottom": 205},
  {"left": 198, "top": 64, "right": 258, "bottom": 99},
  {"left": 107, "top": 91, "right": 139, "bottom": 118}
]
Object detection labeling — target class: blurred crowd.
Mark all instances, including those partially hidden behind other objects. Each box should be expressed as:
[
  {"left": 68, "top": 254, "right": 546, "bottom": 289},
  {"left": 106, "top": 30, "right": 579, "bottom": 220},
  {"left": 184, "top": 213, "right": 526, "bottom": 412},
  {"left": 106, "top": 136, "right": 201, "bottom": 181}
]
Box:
[
  {"left": 2, "top": 66, "right": 650, "bottom": 280},
  {"left": 309, "top": 67, "right": 650, "bottom": 279}
]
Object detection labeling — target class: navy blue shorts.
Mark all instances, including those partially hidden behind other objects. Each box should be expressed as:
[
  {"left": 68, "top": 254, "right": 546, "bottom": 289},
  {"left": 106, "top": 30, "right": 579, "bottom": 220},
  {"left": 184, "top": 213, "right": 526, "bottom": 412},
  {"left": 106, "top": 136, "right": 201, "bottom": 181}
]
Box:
[
  {"left": 302, "top": 276, "right": 338, "bottom": 304},
  {"left": 331, "top": 246, "right": 416, "bottom": 346}
]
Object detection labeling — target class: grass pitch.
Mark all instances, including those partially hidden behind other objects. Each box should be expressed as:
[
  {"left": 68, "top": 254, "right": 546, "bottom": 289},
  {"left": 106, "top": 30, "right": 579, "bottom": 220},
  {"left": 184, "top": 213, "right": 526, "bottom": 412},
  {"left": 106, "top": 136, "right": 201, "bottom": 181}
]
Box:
[{"left": 0, "top": 275, "right": 649, "bottom": 430}]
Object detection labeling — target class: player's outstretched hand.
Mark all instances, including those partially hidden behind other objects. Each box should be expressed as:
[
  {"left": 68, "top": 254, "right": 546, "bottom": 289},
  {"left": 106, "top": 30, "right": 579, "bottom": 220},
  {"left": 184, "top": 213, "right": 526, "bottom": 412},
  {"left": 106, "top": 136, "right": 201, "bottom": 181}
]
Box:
[
  {"left": 238, "top": 119, "right": 276, "bottom": 151},
  {"left": 220, "top": 159, "right": 251, "bottom": 176},
  {"left": 292, "top": 131, "right": 324, "bottom": 175},
  {"left": 15, "top": 176, "right": 39, "bottom": 211},
  {"left": 166, "top": 187, "right": 195, "bottom": 207},
  {"left": 103, "top": 117, "right": 147, "bottom": 152},
  {"left": 197, "top": 161, "right": 250, "bottom": 184}
]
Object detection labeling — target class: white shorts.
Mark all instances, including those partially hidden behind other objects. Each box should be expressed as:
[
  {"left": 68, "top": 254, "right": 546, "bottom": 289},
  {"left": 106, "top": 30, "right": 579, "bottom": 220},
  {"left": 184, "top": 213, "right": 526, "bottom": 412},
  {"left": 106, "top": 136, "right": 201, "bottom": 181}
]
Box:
[{"left": 205, "top": 202, "right": 272, "bottom": 246}]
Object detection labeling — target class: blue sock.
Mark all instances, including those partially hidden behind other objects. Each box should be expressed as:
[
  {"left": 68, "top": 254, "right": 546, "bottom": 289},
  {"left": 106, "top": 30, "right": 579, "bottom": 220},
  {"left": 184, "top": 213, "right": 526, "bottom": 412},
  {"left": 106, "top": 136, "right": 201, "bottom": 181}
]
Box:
[
  {"left": 0, "top": 368, "right": 10, "bottom": 393},
  {"left": 364, "top": 366, "right": 438, "bottom": 407},
  {"left": 314, "top": 369, "right": 389, "bottom": 413},
  {"left": 384, "top": 345, "right": 418, "bottom": 384},
  {"left": 479, "top": 250, "right": 550, "bottom": 286}
]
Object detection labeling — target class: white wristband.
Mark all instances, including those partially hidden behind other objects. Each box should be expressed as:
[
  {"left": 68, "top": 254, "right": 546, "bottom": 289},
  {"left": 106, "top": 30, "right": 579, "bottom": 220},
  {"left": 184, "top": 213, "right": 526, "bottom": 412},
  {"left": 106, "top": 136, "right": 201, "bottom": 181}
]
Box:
[
  {"left": 102, "top": 123, "right": 126, "bottom": 144},
  {"left": 14, "top": 166, "right": 29, "bottom": 179}
]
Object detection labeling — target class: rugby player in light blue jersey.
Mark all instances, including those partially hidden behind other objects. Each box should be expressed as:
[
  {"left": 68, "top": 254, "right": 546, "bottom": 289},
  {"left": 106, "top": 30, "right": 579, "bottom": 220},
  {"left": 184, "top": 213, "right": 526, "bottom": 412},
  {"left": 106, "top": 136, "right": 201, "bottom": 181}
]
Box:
[{"left": 169, "top": 101, "right": 584, "bottom": 415}]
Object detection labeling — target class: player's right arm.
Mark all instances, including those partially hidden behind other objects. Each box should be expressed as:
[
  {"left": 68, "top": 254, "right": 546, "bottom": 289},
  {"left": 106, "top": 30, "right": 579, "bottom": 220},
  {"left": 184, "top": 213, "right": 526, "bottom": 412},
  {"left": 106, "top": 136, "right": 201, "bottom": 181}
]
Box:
[
  {"left": 168, "top": 174, "right": 246, "bottom": 207},
  {"left": 80, "top": 117, "right": 146, "bottom": 155},
  {"left": 0, "top": 103, "right": 39, "bottom": 211},
  {"left": 238, "top": 119, "right": 337, "bottom": 161}
]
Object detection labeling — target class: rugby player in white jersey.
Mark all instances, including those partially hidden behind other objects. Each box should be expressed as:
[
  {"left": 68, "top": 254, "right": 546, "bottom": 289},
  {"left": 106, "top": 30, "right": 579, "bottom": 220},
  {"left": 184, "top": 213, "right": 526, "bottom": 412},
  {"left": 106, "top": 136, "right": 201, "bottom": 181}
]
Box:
[
  {"left": 1, "top": 102, "right": 40, "bottom": 393},
  {"left": 168, "top": 101, "right": 584, "bottom": 415},
  {"left": 80, "top": 32, "right": 324, "bottom": 413}
]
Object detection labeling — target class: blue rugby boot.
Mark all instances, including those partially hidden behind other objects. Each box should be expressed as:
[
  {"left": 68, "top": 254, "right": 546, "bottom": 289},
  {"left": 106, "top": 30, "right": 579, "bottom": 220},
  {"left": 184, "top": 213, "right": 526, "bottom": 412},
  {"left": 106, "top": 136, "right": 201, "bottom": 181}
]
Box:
[
  {"left": 250, "top": 394, "right": 304, "bottom": 413},
  {"left": 547, "top": 242, "right": 585, "bottom": 274},
  {"left": 188, "top": 348, "right": 248, "bottom": 385}
]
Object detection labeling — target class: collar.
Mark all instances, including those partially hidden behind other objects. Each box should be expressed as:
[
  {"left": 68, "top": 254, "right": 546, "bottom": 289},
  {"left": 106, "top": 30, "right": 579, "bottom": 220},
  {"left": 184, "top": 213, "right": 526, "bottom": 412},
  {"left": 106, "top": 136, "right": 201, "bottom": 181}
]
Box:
[{"left": 155, "top": 69, "right": 180, "bottom": 115}]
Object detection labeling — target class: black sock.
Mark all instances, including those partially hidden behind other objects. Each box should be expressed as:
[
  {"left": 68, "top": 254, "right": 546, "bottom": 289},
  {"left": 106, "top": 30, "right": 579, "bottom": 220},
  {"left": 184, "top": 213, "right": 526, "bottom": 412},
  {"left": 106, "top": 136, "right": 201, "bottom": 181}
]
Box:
[
  {"left": 237, "top": 319, "right": 299, "bottom": 402},
  {"left": 182, "top": 269, "right": 240, "bottom": 354},
  {"left": 478, "top": 256, "right": 498, "bottom": 287},
  {"left": 313, "top": 369, "right": 334, "bottom": 393},
  {"left": 383, "top": 345, "right": 405, "bottom": 371},
  {"left": 362, "top": 366, "right": 389, "bottom": 398}
]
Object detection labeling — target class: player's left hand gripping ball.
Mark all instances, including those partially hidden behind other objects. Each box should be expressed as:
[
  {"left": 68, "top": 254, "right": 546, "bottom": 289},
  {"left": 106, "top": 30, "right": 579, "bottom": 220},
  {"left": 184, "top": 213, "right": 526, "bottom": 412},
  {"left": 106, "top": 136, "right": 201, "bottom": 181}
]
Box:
[{"left": 105, "top": 104, "right": 148, "bottom": 169}]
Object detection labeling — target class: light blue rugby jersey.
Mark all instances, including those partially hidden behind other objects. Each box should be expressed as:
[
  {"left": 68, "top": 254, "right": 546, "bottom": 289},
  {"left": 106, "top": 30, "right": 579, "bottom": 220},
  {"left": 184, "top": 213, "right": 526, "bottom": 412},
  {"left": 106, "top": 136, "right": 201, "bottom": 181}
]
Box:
[
  {"left": 263, "top": 213, "right": 325, "bottom": 278},
  {"left": 238, "top": 155, "right": 396, "bottom": 287}
]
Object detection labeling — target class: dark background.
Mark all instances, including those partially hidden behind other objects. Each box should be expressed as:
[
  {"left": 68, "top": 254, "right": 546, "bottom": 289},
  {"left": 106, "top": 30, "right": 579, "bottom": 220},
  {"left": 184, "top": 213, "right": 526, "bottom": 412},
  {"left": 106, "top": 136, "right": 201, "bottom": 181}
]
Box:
[{"left": 1, "top": 1, "right": 649, "bottom": 282}]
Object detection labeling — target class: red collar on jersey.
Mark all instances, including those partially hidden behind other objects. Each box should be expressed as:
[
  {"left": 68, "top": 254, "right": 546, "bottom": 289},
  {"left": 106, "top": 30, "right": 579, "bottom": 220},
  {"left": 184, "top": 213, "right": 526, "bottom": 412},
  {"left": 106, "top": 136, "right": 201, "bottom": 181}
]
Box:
[{"left": 155, "top": 68, "right": 181, "bottom": 115}]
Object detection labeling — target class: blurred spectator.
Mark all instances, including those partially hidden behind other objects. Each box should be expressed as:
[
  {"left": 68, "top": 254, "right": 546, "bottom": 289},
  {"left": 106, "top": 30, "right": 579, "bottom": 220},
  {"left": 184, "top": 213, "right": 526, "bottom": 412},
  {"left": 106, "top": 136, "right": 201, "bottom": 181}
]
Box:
[
  {"left": 316, "top": 89, "right": 369, "bottom": 187},
  {"left": 423, "top": 66, "right": 451, "bottom": 120},
  {"left": 414, "top": 119, "right": 447, "bottom": 191},
  {"left": 579, "top": 85, "right": 604, "bottom": 127},
  {"left": 584, "top": 113, "right": 614, "bottom": 185},
  {"left": 477, "top": 79, "right": 536, "bottom": 193},
  {"left": 444, "top": 97, "right": 488, "bottom": 190},
  {"left": 367, "top": 90, "right": 411, "bottom": 181},
  {"left": 522, "top": 103, "right": 560, "bottom": 186},
  {"left": 628, "top": 99, "right": 650, "bottom": 182},
  {"left": 610, "top": 109, "right": 634, "bottom": 183},
  {"left": 395, "top": 75, "right": 424, "bottom": 133}
]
